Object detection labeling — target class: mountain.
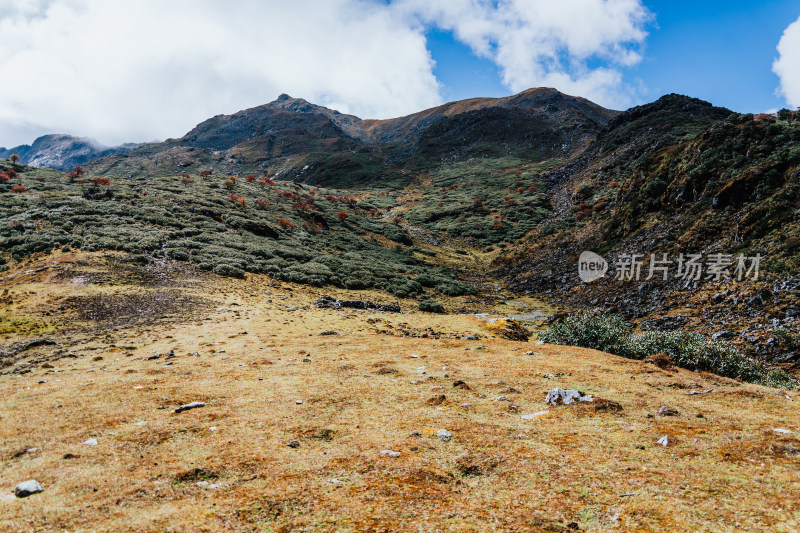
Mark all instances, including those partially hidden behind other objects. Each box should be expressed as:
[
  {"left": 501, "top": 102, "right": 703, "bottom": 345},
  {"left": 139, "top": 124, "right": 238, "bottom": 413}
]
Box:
[
  {"left": 0, "top": 134, "right": 139, "bottom": 172},
  {"left": 86, "top": 88, "right": 618, "bottom": 186},
  {"left": 2, "top": 89, "right": 799, "bottom": 367}
]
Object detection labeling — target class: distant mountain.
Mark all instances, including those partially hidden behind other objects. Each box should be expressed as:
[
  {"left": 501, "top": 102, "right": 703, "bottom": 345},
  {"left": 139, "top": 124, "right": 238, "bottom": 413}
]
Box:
[
  {"left": 86, "top": 88, "right": 619, "bottom": 186},
  {"left": 0, "top": 134, "right": 139, "bottom": 172}
]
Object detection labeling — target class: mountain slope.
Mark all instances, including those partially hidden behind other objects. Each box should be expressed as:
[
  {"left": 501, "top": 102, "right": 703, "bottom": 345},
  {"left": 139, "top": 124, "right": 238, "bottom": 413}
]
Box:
[
  {"left": 85, "top": 88, "right": 617, "bottom": 186},
  {"left": 0, "top": 135, "right": 138, "bottom": 172}
]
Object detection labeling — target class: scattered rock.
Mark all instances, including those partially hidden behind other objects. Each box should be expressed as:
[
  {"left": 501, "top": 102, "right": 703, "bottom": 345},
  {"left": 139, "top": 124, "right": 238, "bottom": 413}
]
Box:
[
  {"left": 712, "top": 331, "right": 736, "bottom": 340},
  {"left": 14, "top": 480, "right": 43, "bottom": 498},
  {"left": 83, "top": 438, "right": 98, "bottom": 446},
  {"left": 426, "top": 394, "right": 446, "bottom": 406},
  {"left": 318, "top": 330, "right": 338, "bottom": 336},
  {"left": 452, "top": 380, "right": 471, "bottom": 390},
  {"left": 545, "top": 388, "right": 593, "bottom": 405},
  {"left": 380, "top": 450, "right": 401, "bottom": 457},
  {"left": 687, "top": 389, "right": 714, "bottom": 395},
  {"left": 302, "top": 358, "right": 312, "bottom": 363},
  {"left": 287, "top": 440, "right": 301, "bottom": 448},
  {"left": 656, "top": 435, "right": 669, "bottom": 447},
  {"left": 315, "top": 295, "right": 401, "bottom": 313},
  {"left": 295, "top": 400, "right": 303, "bottom": 405},
  {"left": 657, "top": 406, "right": 680, "bottom": 417},
  {"left": 773, "top": 428, "right": 793, "bottom": 435},
  {"left": 437, "top": 429, "right": 452, "bottom": 441},
  {"left": 409, "top": 431, "right": 421, "bottom": 437},
  {"left": 173, "top": 402, "right": 205, "bottom": 413}
]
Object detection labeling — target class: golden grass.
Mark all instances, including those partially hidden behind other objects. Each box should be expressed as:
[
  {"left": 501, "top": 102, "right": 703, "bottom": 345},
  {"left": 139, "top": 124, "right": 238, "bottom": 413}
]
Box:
[{"left": 1, "top": 253, "right": 799, "bottom": 532}]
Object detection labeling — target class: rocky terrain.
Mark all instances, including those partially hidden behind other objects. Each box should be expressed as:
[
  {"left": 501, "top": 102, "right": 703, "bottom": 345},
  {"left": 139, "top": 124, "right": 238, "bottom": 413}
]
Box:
[
  {"left": 0, "top": 135, "right": 138, "bottom": 172},
  {"left": 1, "top": 253, "right": 799, "bottom": 531},
  {"left": 1, "top": 87, "right": 799, "bottom": 530}
]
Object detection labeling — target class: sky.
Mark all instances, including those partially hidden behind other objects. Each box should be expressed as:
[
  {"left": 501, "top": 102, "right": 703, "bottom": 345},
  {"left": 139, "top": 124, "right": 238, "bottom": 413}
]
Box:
[{"left": 0, "top": 0, "right": 799, "bottom": 148}]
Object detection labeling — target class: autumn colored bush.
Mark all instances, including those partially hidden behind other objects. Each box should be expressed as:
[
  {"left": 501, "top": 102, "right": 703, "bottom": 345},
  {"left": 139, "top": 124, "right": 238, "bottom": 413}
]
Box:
[
  {"left": 0, "top": 173, "right": 9, "bottom": 183},
  {"left": 90, "top": 178, "right": 111, "bottom": 186},
  {"left": 277, "top": 218, "right": 295, "bottom": 229},
  {"left": 337, "top": 211, "right": 349, "bottom": 221},
  {"left": 10, "top": 185, "right": 27, "bottom": 193},
  {"left": 223, "top": 179, "right": 236, "bottom": 190},
  {"left": 245, "top": 175, "right": 256, "bottom": 182},
  {"left": 181, "top": 177, "right": 193, "bottom": 184}
]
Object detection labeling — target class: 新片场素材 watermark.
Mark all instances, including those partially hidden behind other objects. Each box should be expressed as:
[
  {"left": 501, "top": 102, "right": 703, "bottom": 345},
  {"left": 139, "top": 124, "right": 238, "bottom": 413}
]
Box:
[{"left": 578, "top": 251, "right": 762, "bottom": 283}]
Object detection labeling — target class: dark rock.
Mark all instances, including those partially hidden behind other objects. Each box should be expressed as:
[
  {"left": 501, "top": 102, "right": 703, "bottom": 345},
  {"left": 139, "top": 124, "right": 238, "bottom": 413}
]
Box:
[
  {"left": 173, "top": 402, "right": 205, "bottom": 413},
  {"left": 315, "top": 295, "right": 401, "bottom": 313}
]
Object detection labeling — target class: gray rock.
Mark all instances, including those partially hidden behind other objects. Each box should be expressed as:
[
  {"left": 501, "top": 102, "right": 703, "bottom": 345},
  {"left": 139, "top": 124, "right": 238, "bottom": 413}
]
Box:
[
  {"left": 712, "top": 331, "right": 735, "bottom": 340},
  {"left": 82, "top": 438, "right": 98, "bottom": 445},
  {"left": 173, "top": 402, "right": 205, "bottom": 413},
  {"left": 545, "top": 388, "right": 593, "bottom": 405},
  {"left": 437, "top": 429, "right": 452, "bottom": 441},
  {"left": 15, "top": 480, "right": 43, "bottom": 498},
  {"left": 380, "top": 450, "right": 402, "bottom": 457},
  {"left": 657, "top": 406, "right": 680, "bottom": 417},
  {"left": 287, "top": 440, "right": 301, "bottom": 448}
]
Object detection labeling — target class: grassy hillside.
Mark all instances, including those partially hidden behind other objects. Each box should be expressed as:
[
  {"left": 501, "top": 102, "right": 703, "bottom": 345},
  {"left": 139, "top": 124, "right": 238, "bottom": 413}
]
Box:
[
  {"left": 0, "top": 162, "right": 476, "bottom": 301},
  {"left": 1, "top": 255, "right": 799, "bottom": 532}
]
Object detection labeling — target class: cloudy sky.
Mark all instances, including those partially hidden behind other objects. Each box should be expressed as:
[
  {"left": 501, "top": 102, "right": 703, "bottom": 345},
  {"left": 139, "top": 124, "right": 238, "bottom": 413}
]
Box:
[{"left": 0, "top": 0, "right": 798, "bottom": 148}]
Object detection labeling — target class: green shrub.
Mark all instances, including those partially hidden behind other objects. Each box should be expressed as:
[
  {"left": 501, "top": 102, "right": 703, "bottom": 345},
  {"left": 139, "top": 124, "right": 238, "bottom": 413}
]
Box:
[
  {"left": 539, "top": 311, "right": 632, "bottom": 356},
  {"left": 212, "top": 264, "right": 245, "bottom": 278},
  {"left": 540, "top": 311, "right": 797, "bottom": 389},
  {"left": 419, "top": 300, "right": 445, "bottom": 313}
]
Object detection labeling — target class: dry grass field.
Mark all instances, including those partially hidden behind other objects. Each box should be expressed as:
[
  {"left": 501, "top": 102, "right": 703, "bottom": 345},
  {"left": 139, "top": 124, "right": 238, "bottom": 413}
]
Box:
[{"left": 1, "top": 253, "right": 799, "bottom": 532}]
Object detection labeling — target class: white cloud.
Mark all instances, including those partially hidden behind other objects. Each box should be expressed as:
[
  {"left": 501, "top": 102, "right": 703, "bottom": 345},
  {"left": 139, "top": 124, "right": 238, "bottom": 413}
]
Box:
[
  {"left": 0, "top": 0, "right": 441, "bottom": 147},
  {"left": 394, "top": 0, "right": 650, "bottom": 109},
  {"left": 0, "top": 0, "right": 652, "bottom": 148},
  {"left": 774, "top": 15, "right": 800, "bottom": 109}
]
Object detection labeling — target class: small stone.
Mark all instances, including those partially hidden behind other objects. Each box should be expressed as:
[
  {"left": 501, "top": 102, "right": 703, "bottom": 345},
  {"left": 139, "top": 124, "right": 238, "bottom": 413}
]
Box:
[
  {"left": 773, "top": 428, "right": 793, "bottom": 434},
  {"left": 14, "top": 480, "right": 43, "bottom": 498},
  {"left": 521, "top": 410, "right": 549, "bottom": 420},
  {"left": 83, "top": 438, "right": 98, "bottom": 446},
  {"left": 656, "top": 435, "right": 669, "bottom": 446},
  {"left": 437, "top": 429, "right": 452, "bottom": 441},
  {"left": 302, "top": 358, "right": 312, "bottom": 363},
  {"left": 134, "top": 421, "right": 148, "bottom": 426},
  {"left": 287, "top": 440, "right": 301, "bottom": 448},
  {"left": 329, "top": 478, "right": 343, "bottom": 484},
  {"left": 409, "top": 431, "right": 421, "bottom": 437},
  {"left": 173, "top": 402, "right": 205, "bottom": 413},
  {"left": 657, "top": 406, "right": 680, "bottom": 417},
  {"left": 295, "top": 400, "right": 303, "bottom": 405},
  {"left": 380, "top": 450, "right": 401, "bottom": 457}
]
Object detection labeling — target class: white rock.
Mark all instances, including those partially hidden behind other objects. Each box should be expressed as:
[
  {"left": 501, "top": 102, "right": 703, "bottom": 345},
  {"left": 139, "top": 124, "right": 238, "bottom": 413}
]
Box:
[
  {"left": 380, "top": 450, "right": 401, "bottom": 457},
  {"left": 295, "top": 400, "right": 303, "bottom": 405},
  {"left": 437, "top": 429, "right": 452, "bottom": 441},
  {"left": 14, "top": 480, "right": 43, "bottom": 498},
  {"left": 83, "top": 438, "right": 98, "bottom": 445},
  {"left": 329, "top": 478, "right": 343, "bottom": 484},
  {"left": 134, "top": 421, "right": 148, "bottom": 426},
  {"left": 656, "top": 435, "right": 669, "bottom": 447},
  {"left": 773, "top": 428, "right": 793, "bottom": 434}
]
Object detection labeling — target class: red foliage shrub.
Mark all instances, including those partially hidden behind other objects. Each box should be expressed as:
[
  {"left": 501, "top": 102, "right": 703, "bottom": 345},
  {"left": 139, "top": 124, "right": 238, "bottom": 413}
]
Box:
[
  {"left": 292, "top": 200, "right": 310, "bottom": 212},
  {"left": 181, "top": 177, "right": 193, "bottom": 184},
  {"left": 199, "top": 171, "right": 212, "bottom": 177},
  {"left": 609, "top": 181, "right": 619, "bottom": 187},
  {"left": 10, "top": 185, "right": 27, "bottom": 193},
  {"left": 223, "top": 179, "right": 236, "bottom": 190},
  {"left": 0, "top": 173, "right": 9, "bottom": 183},
  {"left": 7, "top": 169, "right": 17, "bottom": 179},
  {"left": 245, "top": 175, "right": 256, "bottom": 182},
  {"left": 337, "top": 211, "right": 349, "bottom": 221},
  {"left": 325, "top": 194, "right": 337, "bottom": 203},
  {"left": 90, "top": 178, "right": 111, "bottom": 186},
  {"left": 527, "top": 185, "right": 537, "bottom": 193},
  {"left": 277, "top": 218, "right": 295, "bottom": 229}
]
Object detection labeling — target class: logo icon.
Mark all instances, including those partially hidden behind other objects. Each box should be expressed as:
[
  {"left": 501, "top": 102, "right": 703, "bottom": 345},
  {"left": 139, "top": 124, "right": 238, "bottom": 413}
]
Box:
[{"left": 578, "top": 251, "right": 608, "bottom": 282}]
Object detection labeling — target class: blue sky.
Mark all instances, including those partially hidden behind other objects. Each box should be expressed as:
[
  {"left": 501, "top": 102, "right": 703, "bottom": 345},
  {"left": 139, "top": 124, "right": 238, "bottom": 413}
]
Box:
[{"left": 427, "top": 0, "right": 800, "bottom": 113}]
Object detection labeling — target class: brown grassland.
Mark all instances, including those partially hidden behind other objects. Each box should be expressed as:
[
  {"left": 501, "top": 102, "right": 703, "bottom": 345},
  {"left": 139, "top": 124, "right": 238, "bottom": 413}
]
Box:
[{"left": 1, "top": 253, "right": 799, "bottom": 532}]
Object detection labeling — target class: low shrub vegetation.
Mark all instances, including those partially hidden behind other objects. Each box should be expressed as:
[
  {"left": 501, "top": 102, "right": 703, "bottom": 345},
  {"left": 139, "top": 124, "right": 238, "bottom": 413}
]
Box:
[{"left": 539, "top": 311, "right": 797, "bottom": 389}]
